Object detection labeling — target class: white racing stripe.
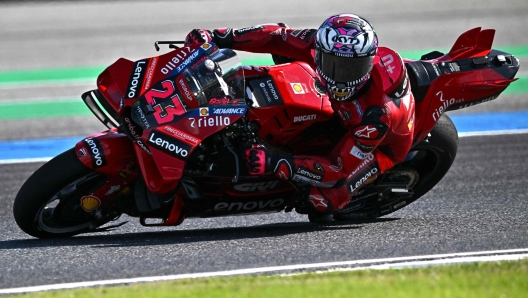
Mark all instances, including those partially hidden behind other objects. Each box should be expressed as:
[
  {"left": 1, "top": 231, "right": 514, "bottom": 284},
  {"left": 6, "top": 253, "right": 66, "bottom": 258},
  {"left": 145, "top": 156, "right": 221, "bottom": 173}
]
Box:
[
  {"left": 458, "top": 129, "right": 528, "bottom": 137},
  {"left": 0, "top": 157, "right": 52, "bottom": 165},
  {"left": 1, "top": 248, "right": 527, "bottom": 295}
]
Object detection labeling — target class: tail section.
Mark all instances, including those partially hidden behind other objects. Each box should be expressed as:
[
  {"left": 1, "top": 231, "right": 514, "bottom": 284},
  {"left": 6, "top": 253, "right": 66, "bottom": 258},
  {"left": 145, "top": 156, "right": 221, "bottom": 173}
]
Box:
[{"left": 447, "top": 27, "right": 496, "bottom": 60}]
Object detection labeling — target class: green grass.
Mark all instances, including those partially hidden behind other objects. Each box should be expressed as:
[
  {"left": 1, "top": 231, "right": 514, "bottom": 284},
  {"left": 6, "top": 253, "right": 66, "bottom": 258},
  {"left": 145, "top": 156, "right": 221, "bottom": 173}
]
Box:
[
  {"left": 16, "top": 259, "right": 528, "bottom": 298},
  {"left": 0, "top": 99, "right": 92, "bottom": 120}
]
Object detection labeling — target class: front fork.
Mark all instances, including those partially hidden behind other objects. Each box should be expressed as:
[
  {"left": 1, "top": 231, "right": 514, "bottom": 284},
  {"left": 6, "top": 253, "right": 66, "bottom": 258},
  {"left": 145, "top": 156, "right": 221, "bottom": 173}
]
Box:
[{"left": 74, "top": 129, "right": 185, "bottom": 226}]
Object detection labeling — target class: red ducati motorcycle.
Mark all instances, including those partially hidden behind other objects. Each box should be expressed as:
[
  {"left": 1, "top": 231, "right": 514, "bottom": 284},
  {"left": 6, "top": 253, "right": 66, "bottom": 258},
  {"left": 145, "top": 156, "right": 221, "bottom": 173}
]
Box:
[{"left": 14, "top": 27, "right": 519, "bottom": 238}]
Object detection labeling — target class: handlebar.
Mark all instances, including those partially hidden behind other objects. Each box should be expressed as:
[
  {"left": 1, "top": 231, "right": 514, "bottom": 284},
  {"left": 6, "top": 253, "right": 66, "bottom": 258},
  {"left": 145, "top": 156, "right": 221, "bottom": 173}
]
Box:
[{"left": 154, "top": 40, "right": 186, "bottom": 51}]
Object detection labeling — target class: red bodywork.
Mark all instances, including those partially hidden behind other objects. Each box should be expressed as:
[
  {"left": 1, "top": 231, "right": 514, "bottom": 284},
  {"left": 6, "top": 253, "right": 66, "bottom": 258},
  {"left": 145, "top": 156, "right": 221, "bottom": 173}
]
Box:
[
  {"left": 407, "top": 27, "right": 518, "bottom": 142},
  {"left": 75, "top": 28, "right": 519, "bottom": 221}
]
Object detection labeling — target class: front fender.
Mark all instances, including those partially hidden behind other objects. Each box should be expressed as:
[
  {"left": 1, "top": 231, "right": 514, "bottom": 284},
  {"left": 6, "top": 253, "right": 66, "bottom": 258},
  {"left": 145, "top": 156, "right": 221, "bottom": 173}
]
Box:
[{"left": 74, "top": 130, "right": 139, "bottom": 199}]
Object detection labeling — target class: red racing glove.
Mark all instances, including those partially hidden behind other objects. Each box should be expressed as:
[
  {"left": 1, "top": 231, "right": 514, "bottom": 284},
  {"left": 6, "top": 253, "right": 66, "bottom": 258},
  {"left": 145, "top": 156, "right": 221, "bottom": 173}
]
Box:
[
  {"left": 185, "top": 29, "right": 214, "bottom": 45},
  {"left": 185, "top": 28, "right": 234, "bottom": 48},
  {"left": 245, "top": 148, "right": 294, "bottom": 180}
]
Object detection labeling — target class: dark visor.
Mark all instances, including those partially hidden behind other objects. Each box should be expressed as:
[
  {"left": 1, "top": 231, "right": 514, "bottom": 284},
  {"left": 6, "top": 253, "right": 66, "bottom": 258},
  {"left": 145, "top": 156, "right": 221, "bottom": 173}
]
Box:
[{"left": 317, "top": 51, "right": 374, "bottom": 84}]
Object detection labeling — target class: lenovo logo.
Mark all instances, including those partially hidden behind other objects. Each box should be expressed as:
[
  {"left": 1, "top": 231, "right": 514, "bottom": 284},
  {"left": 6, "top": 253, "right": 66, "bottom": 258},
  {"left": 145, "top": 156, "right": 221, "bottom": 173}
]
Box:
[
  {"left": 213, "top": 198, "right": 285, "bottom": 212},
  {"left": 126, "top": 60, "right": 146, "bottom": 99}
]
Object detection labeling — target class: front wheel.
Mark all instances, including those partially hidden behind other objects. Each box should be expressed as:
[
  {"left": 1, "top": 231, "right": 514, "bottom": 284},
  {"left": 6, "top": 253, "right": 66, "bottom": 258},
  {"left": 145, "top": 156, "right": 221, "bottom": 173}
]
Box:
[{"left": 13, "top": 149, "right": 112, "bottom": 238}]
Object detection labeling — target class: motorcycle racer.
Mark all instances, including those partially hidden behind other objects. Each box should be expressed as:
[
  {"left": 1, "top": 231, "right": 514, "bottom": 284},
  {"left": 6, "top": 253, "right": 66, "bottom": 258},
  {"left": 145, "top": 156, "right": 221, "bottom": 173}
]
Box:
[{"left": 185, "top": 14, "right": 415, "bottom": 222}]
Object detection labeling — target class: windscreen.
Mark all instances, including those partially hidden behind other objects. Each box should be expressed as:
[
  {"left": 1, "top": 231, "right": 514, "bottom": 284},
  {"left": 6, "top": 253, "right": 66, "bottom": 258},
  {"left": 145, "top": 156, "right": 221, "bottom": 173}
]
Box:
[{"left": 183, "top": 48, "right": 245, "bottom": 106}]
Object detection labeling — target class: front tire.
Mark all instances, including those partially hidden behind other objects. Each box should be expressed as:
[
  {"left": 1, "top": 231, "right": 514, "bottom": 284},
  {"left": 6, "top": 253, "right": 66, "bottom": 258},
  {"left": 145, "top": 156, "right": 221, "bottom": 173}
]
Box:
[{"left": 13, "top": 149, "right": 111, "bottom": 238}]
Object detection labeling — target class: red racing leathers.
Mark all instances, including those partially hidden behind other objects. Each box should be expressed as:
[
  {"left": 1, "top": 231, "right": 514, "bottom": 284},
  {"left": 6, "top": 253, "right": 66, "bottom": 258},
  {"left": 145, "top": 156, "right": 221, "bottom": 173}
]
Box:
[{"left": 200, "top": 24, "right": 415, "bottom": 213}]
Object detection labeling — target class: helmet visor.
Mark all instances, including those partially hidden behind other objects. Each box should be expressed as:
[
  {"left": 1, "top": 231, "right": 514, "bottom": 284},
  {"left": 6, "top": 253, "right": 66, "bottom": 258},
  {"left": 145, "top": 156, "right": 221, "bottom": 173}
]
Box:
[{"left": 317, "top": 50, "right": 374, "bottom": 85}]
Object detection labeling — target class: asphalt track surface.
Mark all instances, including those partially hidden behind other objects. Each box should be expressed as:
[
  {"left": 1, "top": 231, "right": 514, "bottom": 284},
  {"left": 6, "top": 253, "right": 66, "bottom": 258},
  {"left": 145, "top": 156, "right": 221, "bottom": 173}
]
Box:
[{"left": 1, "top": 0, "right": 527, "bottom": 290}]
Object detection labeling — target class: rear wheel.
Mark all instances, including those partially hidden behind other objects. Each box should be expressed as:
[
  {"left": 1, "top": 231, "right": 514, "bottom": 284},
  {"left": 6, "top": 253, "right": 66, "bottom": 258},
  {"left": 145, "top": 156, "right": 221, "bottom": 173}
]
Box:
[
  {"left": 13, "top": 149, "right": 112, "bottom": 238},
  {"left": 334, "top": 114, "right": 458, "bottom": 220}
]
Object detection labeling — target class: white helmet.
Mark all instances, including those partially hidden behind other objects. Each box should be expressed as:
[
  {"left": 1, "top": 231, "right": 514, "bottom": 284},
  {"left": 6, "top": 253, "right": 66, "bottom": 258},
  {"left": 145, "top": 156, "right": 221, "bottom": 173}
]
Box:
[{"left": 314, "top": 14, "right": 378, "bottom": 101}]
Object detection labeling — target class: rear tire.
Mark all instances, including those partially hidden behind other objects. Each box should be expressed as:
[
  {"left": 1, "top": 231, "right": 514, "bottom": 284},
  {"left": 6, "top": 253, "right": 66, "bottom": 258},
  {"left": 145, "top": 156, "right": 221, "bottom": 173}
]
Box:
[
  {"left": 13, "top": 149, "right": 111, "bottom": 238},
  {"left": 334, "top": 114, "right": 459, "bottom": 220}
]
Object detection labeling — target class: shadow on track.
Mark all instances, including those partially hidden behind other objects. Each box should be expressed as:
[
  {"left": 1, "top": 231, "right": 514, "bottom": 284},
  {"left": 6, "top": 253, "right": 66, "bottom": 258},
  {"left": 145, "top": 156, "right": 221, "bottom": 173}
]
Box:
[{"left": 0, "top": 218, "right": 399, "bottom": 250}]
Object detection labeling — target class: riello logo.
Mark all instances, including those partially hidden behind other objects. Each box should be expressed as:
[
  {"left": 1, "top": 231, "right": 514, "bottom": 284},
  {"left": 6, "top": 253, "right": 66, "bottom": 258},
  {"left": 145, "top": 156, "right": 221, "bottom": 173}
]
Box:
[
  {"left": 188, "top": 116, "right": 230, "bottom": 128},
  {"left": 432, "top": 91, "right": 464, "bottom": 121}
]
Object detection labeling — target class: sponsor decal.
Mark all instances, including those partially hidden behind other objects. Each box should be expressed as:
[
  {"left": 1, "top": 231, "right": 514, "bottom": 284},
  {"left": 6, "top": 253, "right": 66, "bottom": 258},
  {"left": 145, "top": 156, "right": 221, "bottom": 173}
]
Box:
[
  {"left": 214, "top": 198, "right": 284, "bottom": 212},
  {"left": 432, "top": 91, "right": 464, "bottom": 121},
  {"left": 456, "top": 94, "right": 498, "bottom": 110},
  {"left": 136, "top": 140, "right": 152, "bottom": 155},
  {"left": 211, "top": 107, "right": 247, "bottom": 115},
  {"left": 77, "top": 148, "right": 87, "bottom": 156},
  {"left": 162, "top": 125, "right": 200, "bottom": 146},
  {"left": 350, "top": 146, "right": 371, "bottom": 160},
  {"left": 275, "top": 159, "right": 293, "bottom": 180},
  {"left": 349, "top": 167, "right": 379, "bottom": 193},
  {"left": 337, "top": 107, "right": 351, "bottom": 122},
  {"left": 118, "top": 161, "right": 136, "bottom": 179},
  {"left": 313, "top": 162, "right": 325, "bottom": 173},
  {"left": 175, "top": 50, "right": 200, "bottom": 73},
  {"left": 248, "top": 77, "right": 284, "bottom": 107},
  {"left": 209, "top": 97, "right": 231, "bottom": 105},
  {"left": 293, "top": 114, "right": 316, "bottom": 122},
  {"left": 295, "top": 166, "right": 324, "bottom": 182},
  {"left": 83, "top": 137, "right": 107, "bottom": 168},
  {"left": 388, "top": 74, "right": 409, "bottom": 100},
  {"left": 234, "top": 181, "right": 279, "bottom": 192},
  {"left": 105, "top": 185, "right": 121, "bottom": 196},
  {"left": 160, "top": 46, "right": 192, "bottom": 75},
  {"left": 270, "top": 27, "right": 288, "bottom": 41},
  {"left": 125, "top": 60, "right": 147, "bottom": 99},
  {"left": 178, "top": 78, "right": 194, "bottom": 103},
  {"left": 143, "top": 57, "right": 158, "bottom": 91},
  {"left": 199, "top": 107, "right": 209, "bottom": 116},
  {"left": 298, "top": 29, "right": 316, "bottom": 42},
  {"left": 309, "top": 194, "right": 328, "bottom": 212},
  {"left": 431, "top": 63, "right": 441, "bottom": 76},
  {"left": 408, "top": 114, "right": 414, "bottom": 130},
  {"left": 290, "top": 29, "right": 302, "bottom": 37},
  {"left": 133, "top": 102, "right": 151, "bottom": 129},
  {"left": 188, "top": 116, "right": 231, "bottom": 128},
  {"left": 124, "top": 116, "right": 142, "bottom": 140},
  {"left": 355, "top": 141, "right": 375, "bottom": 153},
  {"left": 235, "top": 25, "right": 264, "bottom": 35},
  {"left": 354, "top": 125, "right": 379, "bottom": 139},
  {"left": 329, "top": 157, "right": 343, "bottom": 172},
  {"left": 448, "top": 62, "right": 460, "bottom": 72},
  {"left": 201, "top": 43, "right": 211, "bottom": 50},
  {"left": 148, "top": 131, "right": 191, "bottom": 160},
  {"left": 190, "top": 56, "right": 208, "bottom": 70},
  {"left": 290, "top": 83, "right": 305, "bottom": 94},
  {"left": 80, "top": 195, "right": 101, "bottom": 212},
  {"left": 350, "top": 153, "right": 375, "bottom": 176},
  {"left": 353, "top": 100, "right": 363, "bottom": 117},
  {"left": 381, "top": 54, "right": 396, "bottom": 74}
]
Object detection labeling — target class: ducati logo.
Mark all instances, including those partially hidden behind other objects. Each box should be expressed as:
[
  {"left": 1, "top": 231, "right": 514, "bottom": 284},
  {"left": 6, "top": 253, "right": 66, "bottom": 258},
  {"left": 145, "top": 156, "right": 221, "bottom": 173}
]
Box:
[{"left": 77, "top": 148, "right": 87, "bottom": 156}]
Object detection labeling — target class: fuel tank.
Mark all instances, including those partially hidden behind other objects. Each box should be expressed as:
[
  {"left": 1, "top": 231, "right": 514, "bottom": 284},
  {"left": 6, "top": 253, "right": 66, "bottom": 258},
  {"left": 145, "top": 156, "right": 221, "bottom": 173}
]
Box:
[{"left": 245, "top": 62, "right": 343, "bottom": 155}]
